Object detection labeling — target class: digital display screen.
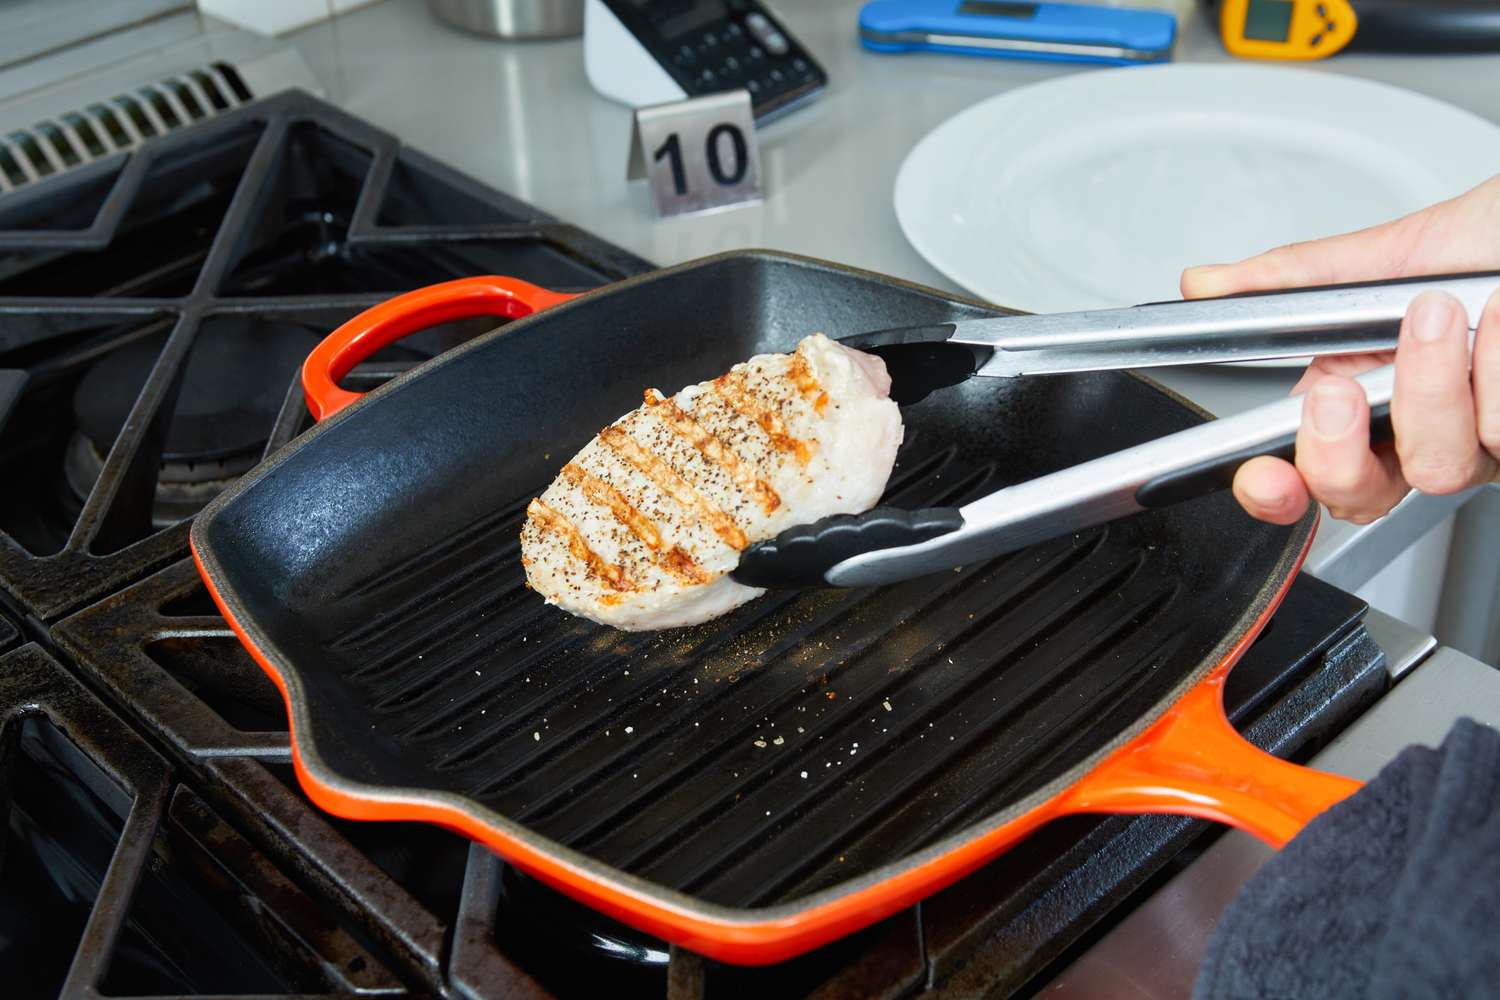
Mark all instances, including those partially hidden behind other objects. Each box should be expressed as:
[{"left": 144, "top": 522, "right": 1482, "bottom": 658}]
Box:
[
  {"left": 957, "top": 1, "right": 1038, "bottom": 17},
  {"left": 632, "top": 0, "right": 729, "bottom": 40},
  {"left": 1243, "top": 0, "right": 1295, "bottom": 42}
]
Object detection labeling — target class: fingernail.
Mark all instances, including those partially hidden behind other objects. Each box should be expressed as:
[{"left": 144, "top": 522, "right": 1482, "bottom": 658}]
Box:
[
  {"left": 1181, "top": 264, "right": 1225, "bottom": 297},
  {"left": 1310, "top": 384, "right": 1357, "bottom": 437},
  {"left": 1411, "top": 293, "right": 1457, "bottom": 343},
  {"left": 1241, "top": 477, "right": 1285, "bottom": 511}
]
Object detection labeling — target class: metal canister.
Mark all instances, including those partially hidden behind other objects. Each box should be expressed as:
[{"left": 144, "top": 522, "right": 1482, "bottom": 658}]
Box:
[{"left": 426, "top": 0, "right": 584, "bottom": 40}]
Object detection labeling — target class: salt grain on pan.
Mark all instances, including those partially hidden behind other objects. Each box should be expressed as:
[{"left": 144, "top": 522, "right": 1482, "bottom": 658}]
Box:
[
  {"left": 625, "top": 726, "right": 634, "bottom": 734},
  {"left": 754, "top": 739, "right": 767, "bottom": 748},
  {"left": 532, "top": 731, "right": 540, "bottom": 741},
  {"left": 801, "top": 771, "right": 808, "bottom": 779},
  {"left": 773, "top": 736, "right": 784, "bottom": 746},
  {"left": 883, "top": 700, "right": 892, "bottom": 712}
]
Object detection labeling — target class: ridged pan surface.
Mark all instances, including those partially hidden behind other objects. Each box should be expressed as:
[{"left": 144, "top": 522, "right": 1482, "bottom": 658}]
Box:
[{"left": 194, "top": 252, "right": 1305, "bottom": 913}]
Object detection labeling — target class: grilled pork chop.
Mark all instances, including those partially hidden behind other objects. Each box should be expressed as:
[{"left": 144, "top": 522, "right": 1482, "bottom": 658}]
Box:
[{"left": 521, "top": 334, "right": 903, "bottom": 630}]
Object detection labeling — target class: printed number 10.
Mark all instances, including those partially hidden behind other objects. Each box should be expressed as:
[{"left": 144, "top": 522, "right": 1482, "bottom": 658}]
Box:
[{"left": 653, "top": 124, "right": 749, "bottom": 196}]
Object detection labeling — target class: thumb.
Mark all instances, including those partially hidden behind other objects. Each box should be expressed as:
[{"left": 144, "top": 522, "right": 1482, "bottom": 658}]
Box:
[{"left": 1180, "top": 214, "right": 1418, "bottom": 300}]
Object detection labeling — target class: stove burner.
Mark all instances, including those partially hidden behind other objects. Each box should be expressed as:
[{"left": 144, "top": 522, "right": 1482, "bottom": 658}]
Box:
[
  {"left": 498, "top": 865, "right": 670, "bottom": 969},
  {"left": 75, "top": 317, "right": 321, "bottom": 463},
  {"left": 63, "top": 432, "right": 255, "bottom": 529},
  {"left": 65, "top": 318, "right": 320, "bottom": 525}
]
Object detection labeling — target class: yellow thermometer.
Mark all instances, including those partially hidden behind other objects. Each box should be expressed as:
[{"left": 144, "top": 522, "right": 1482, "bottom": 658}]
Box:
[{"left": 1218, "top": 0, "right": 1356, "bottom": 60}]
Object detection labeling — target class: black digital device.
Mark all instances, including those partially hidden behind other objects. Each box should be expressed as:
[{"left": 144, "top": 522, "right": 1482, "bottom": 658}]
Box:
[
  {"left": 1347, "top": 0, "right": 1500, "bottom": 53},
  {"left": 598, "top": 0, "right": 827, "bottom": 121}
]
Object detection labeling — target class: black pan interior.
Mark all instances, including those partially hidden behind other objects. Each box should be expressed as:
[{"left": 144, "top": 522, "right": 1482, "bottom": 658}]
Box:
[{"left": 199, "top": 252, "right": 1302, "bottom": 909}]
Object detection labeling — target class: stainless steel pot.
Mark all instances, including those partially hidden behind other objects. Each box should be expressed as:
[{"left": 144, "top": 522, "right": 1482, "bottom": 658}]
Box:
[{"left": 427, "top": 0, "right": 584, "bottom": 39}]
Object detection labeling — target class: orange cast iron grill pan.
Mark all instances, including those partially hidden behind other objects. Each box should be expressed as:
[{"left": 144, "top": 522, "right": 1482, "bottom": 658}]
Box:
[{"left": 191, "top": 251, "right": 1359, "bottom": 966}]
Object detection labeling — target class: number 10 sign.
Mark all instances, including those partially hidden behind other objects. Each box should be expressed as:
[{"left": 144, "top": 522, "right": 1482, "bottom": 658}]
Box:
[{"left": 627, "top": 90, "right": 763, "bottom": 218}]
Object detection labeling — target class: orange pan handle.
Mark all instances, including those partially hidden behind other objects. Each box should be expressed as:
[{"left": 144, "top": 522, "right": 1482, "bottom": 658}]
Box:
[
  {"left": 302, "top": 276, "right": 579, "bottom": 421},
  {"left": 1057, "top": 665, "right": 1362, "bottom": 848}
]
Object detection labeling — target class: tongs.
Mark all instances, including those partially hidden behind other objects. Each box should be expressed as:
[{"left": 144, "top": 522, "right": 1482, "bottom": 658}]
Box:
[{"left": 731, "top": 272, "right": 1500, "bottom": 589}]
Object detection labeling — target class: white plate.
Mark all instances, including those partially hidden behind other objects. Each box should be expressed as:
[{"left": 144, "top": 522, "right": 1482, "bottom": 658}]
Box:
[{"left": 895, "top": 65, "right": 1500, "bottom": 366}]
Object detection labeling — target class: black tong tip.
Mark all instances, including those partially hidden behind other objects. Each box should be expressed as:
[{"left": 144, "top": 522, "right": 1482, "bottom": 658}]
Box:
[
  {"left": 839, "top": 324, "right": 991, "bottom": 405},
  {"left": 731, "top": 506, "right": 964, "bottom": 589}
]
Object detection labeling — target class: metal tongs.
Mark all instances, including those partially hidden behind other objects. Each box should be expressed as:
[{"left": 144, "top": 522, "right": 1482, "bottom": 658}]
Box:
[{"left": 731, "top": 271, "right": 1500, "bottom": 589}]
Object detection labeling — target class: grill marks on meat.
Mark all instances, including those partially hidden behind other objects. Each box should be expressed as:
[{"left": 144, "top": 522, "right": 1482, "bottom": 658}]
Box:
[
  {"left": 521, "top": 334, "right": 904, "bottom": 630},
  {"left": 599, "top": 425, "right": 749, "bottom": 551},
  {"left": 647, "top": 390, "right": 782, "bottom": 514},
  {"left": 788, "top": 352, "right": 830, "bottom": 414},
  {"left": 524, "top": 500, "right": 633, "bottom": 592},
  {"left": 712, "top": 367, "right": 817, "bottom": 466},
  {"left": 559, "top": 463, "right": 710, "bottom": 585}
]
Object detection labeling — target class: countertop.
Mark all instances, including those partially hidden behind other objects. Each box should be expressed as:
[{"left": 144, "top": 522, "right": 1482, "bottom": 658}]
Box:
[{"left": 286, "top": 0, "right": 1500, "bottom": 590}]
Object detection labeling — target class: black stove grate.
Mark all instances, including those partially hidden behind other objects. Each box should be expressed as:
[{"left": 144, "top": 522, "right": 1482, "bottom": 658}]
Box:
[
  {"left": 0, "top": 88, "right": 1390, "bottom": 999},
  {"left": 0, "top": 89, "right": 649, "bottom": 620},
  {"left": 0, "top": 643, "right": 428, "bottom": 997}
]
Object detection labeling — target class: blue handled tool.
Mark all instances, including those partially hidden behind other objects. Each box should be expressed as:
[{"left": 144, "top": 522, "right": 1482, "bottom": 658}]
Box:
[{"left": 858, "top": 0, "right": 1176, "bottom": 65}]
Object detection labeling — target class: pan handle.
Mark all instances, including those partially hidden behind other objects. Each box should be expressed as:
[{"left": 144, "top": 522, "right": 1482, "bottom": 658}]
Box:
[
  {"left": 1056, "top": 665, "right": 1362, "bottom": 848},
  {"left": 302, "top": 276, "right": 579, "bottom": 420}
]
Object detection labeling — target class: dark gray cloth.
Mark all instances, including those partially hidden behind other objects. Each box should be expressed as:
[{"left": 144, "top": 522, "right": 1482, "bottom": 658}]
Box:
[{"left": 1194, "top": 717, "right": 1500, "bottom": 1000}]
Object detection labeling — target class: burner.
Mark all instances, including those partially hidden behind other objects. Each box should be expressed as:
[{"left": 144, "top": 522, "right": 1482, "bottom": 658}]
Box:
[
  {"left": 499, "top": 865, "right": 669, "bottom": 968},
  {"left": 65, "top": 318, "right": 320, "bottom": 527},
  {"left": 494, "top": 865, "right": 673, "bottom": 998}
]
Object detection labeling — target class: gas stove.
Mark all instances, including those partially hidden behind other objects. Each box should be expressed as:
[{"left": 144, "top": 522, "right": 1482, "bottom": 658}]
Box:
[{"left": 0, "top": 90, "right": 1389, "bottom": 999}]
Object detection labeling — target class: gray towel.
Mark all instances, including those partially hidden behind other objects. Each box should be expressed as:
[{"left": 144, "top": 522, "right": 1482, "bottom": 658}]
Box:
[{"left": 1194, "top": 717, "right": 1500, "bottom": 1000}]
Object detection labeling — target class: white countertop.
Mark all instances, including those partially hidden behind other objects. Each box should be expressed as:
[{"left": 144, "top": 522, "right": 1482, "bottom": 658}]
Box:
[{"left": 286, "top": 0, "right": 1500, "bottom": 590}]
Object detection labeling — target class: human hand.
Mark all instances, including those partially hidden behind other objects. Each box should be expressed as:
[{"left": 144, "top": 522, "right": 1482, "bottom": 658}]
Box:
[{"left": 1180, "top": 175, "right": 1500, "bottom": 525}]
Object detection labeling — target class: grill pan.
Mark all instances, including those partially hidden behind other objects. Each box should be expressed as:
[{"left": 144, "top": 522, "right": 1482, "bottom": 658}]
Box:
[{"left": 191, "top": 250, "right": 1359, "bottom": 964}]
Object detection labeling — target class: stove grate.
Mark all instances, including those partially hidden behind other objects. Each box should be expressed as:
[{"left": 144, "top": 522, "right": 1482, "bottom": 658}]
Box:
[{"left": 0, "top": 89, "right": 650, "bottom": 620}]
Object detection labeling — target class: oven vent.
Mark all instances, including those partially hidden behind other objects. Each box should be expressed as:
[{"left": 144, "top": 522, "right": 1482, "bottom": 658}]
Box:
[{"left": 0, "top": 62, "right": 251, "bottom": 193}]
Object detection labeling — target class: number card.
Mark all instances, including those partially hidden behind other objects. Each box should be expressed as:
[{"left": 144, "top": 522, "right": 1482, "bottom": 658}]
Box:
[{"left": 627, "top": 90, "right": 763, "bottom": 218}]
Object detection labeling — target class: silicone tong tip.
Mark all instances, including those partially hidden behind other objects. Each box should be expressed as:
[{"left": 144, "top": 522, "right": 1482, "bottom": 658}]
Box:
[{"left": 839, "top": 324, "right": 990, "bottom": 406}]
